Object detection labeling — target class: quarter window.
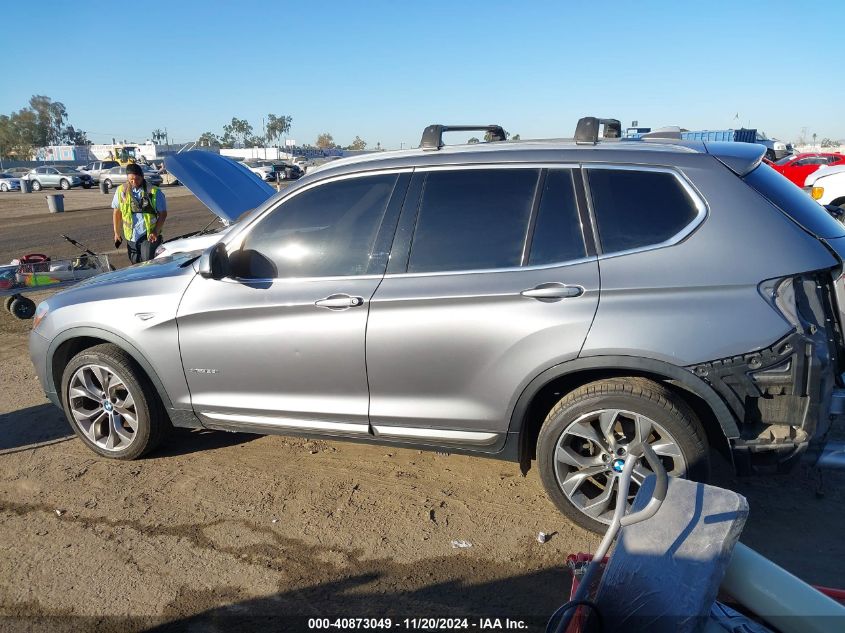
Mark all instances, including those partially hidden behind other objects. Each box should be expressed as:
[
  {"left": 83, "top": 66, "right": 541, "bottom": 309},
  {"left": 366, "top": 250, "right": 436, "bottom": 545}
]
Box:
[
  {"left": 233, "top": 173, "right": 398, "bottom": 279},
  {"left": 587, "top": 169, "right": 699, "bottom": 254},
  {"left": 407, "top": 168, "right": 540, "bottom": 273}
]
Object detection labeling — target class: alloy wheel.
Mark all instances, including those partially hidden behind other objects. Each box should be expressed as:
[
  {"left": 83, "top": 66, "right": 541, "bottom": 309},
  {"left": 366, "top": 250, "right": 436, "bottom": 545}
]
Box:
[
  {"left": 67, "top": 364, "right": 139, "bottom": 452},
  {"left": 552, "top": 408, "right": 687, "bottom": 525}
]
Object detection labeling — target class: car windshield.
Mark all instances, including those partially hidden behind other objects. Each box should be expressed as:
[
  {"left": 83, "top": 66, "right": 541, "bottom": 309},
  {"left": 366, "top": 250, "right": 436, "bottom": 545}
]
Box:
[
  {"left": 774, "top": 155, "right": 795, "bottom": 166},
  {"left": 0, "top": 173, "right": 12, "bottom": 178}
]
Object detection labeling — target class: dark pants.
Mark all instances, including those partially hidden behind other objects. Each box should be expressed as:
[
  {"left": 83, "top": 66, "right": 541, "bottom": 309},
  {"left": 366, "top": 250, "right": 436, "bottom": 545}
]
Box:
[{"left": 127, "top": 235, "right": 162, "bottom": 264}]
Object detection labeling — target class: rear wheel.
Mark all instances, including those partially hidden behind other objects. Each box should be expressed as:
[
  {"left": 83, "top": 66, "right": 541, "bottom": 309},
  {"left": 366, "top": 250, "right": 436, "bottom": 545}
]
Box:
[
  {"left": 60, "top": 179, "right": 70, "bottom": 190},
  {"left": 537, "top": 378, "right": 710, "bottom": 533},
  {"left": 0, "top": 183, "right": 8, "bottom": 192},
  {"left": 103, "top": 179, "right": 112, "bottom": 190},
  {"left": 60, "top": 343, "right": 170, "bottom": 460}
]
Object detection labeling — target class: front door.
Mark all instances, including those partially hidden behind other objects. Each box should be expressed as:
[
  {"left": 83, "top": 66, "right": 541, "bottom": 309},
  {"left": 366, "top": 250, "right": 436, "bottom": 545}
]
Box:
[{"left": 177, "top": 171, "right": 408, "bottom": 438}]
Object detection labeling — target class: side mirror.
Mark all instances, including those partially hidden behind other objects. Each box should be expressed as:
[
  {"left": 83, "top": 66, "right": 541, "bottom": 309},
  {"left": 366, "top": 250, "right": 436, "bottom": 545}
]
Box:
[{"left": 198, "top": 242, "right": 231, "bottom": 280}]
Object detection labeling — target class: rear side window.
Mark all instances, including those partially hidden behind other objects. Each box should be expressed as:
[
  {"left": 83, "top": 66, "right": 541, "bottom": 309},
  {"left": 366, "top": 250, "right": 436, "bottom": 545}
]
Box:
[
  {"left": 407, "top": 169, "right": 539, "bottom": 273},
  {"left": 528, "top": 169, "right": 586, "bottom": 265},
  {"left": 745, "top": 165, "right": 845, "bottom": 239},
  {"left": 587, "top": 169, "right": 700, "bottom": 254}
]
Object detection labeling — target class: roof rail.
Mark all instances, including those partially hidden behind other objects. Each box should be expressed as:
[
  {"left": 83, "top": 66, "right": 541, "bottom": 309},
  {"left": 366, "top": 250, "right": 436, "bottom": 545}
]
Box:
[
  {"left": 574, "top": 117, "right": 622, "bottom": 144},
  {"left": 420, "top": 124, "right": 506, "bottom": 151}
]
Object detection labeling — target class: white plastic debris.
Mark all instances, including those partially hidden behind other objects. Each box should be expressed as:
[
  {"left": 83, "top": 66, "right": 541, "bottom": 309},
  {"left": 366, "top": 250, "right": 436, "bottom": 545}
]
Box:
[
  {"left": 271, "top": 518, "right": 279, "bottom": 524},
  {"left": 537, "top": 532, "right": 548, "bottom": 544},
  {"left": 450, "top": 539, "right": 472, "bottom": 549},
  {"left": 54, "top": 509, "right": 65, "bottom": 517}
]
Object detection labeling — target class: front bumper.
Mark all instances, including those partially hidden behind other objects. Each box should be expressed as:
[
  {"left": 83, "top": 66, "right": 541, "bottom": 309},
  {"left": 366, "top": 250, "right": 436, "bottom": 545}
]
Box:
[{"left": 29, "top": 329, "right": 59, "bottom": 408}]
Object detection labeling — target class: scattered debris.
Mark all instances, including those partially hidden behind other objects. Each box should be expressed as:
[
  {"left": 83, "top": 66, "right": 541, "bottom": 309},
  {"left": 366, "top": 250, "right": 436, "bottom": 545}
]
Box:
[
  {"left": 537, "top": 532, "right": 548, "bottom": 544},
  {"left": 309, "top": 450, "right": 318, "bottom": 455},
  {"left": 429, "top": 509, "right": 437, "bottom": 524},
  {"left": 450, "top": 539, "right": 472, "bottom": 549},
  {"left": 271, "top": 518, "right": 279, "bottom": 524},
  {"left": 54, "top": 509, "right": 65, "bottom": 517}
]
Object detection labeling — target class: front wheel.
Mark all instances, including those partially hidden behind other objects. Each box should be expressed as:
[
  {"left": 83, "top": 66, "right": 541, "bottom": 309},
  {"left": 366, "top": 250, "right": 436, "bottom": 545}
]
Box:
[
  {"left": 103, "top": 179, "right": 112, "bottom": 189},
  {"left": 31, "top": 180, "right": 42, "bottom": 192},
  {"left": 0, "top": 183, "right": 8, "bottom": 192},
  {"left": 537, "top": 378, "right": 709, "bottom": 533},
  {"left": 60, "top": 343, "right": 170, "bottom": 459},
  {"left": 60, "top": 179, "right": 70, "bottom": 190}
]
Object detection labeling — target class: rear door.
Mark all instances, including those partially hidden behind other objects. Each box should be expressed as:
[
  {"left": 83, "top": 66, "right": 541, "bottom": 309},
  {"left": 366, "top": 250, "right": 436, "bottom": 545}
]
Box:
[{"left": 365, "top": 166, "right": 600, "bottom": 449}]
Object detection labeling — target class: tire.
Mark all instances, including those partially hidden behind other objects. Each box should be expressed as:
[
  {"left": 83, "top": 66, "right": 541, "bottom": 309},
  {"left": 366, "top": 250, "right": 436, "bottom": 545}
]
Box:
[
  {"left": 82, "top": 183, "right": 91, "bottom": 189},
  {"left": 31, "top": 180, "right": 42, "bottom": 192},
  {"left": 765, "top": 149, "right": 776, "bottom": 161},
  {"left": 60, "top": 179, "right": 70, "bottom": 190},
  {"left": 0, "top": 183, "right": 8, "bottom": 192},
  {"left": 103, "top": 179, "right": 112, "bottom": 190},
  {"left": 537, "top": 377, "right": 710, "bottom": 533},
  {"left": 60, "top": 343, "right": 171, "bottom": 460},
  {"left": 9, "top": 296, "right": 36, "bottom": 319},
  {"left": 4, "top": 295, "right": 16, "bottom": 311}
]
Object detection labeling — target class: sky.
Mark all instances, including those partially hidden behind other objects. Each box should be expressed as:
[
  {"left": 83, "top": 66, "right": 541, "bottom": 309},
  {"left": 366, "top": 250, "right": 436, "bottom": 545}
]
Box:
[{"left": 1, "top": 0, "right": 843, "bottom": 149}]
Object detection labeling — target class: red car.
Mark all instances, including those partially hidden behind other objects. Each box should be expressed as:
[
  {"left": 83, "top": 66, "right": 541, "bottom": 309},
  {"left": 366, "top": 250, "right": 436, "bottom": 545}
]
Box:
[{"left": 770, "top": 152, "right": 845, "bottom": 187}]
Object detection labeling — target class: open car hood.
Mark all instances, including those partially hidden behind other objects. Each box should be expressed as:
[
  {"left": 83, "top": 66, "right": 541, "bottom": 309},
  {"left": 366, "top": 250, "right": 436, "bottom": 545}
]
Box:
[{"left": 165, "top": 151, "right": 276, "bottom": 223}]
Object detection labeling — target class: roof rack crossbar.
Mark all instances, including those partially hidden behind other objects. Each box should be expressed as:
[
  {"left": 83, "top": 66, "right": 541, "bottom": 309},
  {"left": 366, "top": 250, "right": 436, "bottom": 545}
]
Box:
[
  {"left": 574, "top": 117, "right": 622, "bottom": 144},
  {"left": 420, "top": 124, "right": 506, "bottom": 151}
]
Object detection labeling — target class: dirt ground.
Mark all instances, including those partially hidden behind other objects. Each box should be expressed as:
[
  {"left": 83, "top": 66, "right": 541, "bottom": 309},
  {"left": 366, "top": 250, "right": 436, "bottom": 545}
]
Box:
[{"left": 0, "top": 187, "right": 843, "bottom": 631}]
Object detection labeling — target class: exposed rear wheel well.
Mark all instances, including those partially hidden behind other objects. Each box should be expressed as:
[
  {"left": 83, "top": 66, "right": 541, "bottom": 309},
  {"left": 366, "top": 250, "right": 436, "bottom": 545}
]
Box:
[{"left": 517, "top": 369, "right": 731, "bottom": 472}]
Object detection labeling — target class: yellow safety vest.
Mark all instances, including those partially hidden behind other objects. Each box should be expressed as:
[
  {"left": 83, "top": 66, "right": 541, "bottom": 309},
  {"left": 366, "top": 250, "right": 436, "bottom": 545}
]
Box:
[{"left": 117, "top": 183, "right": 160, "bottom": 241}]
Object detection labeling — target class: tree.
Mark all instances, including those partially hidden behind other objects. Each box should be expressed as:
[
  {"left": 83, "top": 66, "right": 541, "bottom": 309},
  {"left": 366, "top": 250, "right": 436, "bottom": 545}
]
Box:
[
  {"left": 511, "top": 134, "right": 521, "bottom": 141},
  {"left": 316, "top": 133, "right": 336, "bottom": 149},
  {"left": 62, "top": 126, "right": 89, "bottom": 145},
  {"left": 197, "top": 131, "right": 220, "bottom": 147},
  {"left": 222, "top": 117, "right": 253, "bottom": 147},
  {"left": 347, "top": 135, "right": 366, "bottom": 151},
  {"left": 0, "top": 95, "right": 87, "bottom": 158},
  {"left": 245, "top": 135, "right": 266, "bottom": 148},
  {"left": 467, "top": 137, "right": 480, "bottom": 144},
  {"left": 265, "top": 113, "right": 292, "bottom": 145},
  {"left": 484, "top": 129, "right": 510, "bottom": 142},
  {"left": 821, "top": 138, "right": 834, "bottom": 148}
]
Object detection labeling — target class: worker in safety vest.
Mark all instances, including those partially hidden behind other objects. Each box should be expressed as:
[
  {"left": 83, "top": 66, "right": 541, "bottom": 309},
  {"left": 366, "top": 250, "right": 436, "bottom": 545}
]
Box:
[{"left": 112, "top": 163, "right": 167, "bottom": 263}]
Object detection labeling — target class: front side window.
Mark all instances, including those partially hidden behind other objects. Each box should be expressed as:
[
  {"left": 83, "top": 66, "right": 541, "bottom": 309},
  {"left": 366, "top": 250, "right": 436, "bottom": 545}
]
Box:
[
  {"left": 233, "top": 173, "right": 398, "bottom": 279},
  {"left": 587, "top": 168, "right": 700, "bottom": 254},
  {"left": 407, "top": 168, "right": 539, "bottom": 273}
]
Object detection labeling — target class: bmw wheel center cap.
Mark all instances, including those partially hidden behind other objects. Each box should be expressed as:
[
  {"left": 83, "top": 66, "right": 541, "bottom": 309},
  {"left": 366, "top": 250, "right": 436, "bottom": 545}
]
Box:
[
  {"left": 612, "top": 458, "right": 625, "bottom": 473},
  {"left": 104, "top": 401, "right": 113, "bottom": 412}
]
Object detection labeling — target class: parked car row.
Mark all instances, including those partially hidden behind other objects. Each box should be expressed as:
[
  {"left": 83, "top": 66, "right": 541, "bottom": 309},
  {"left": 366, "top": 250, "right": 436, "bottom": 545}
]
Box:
[
  {"left": 771, "top": 152, "right": 845, "bottom": 187},
  {"left": 240, "top": 159, "right": 304, "bottom": 182},
  {"left": 0, "top": 163, "right": 168, "bottom": 192}
]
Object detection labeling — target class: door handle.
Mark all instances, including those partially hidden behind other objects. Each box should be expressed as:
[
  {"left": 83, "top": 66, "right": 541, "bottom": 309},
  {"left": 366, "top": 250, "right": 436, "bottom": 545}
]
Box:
[
  {"left": 315, "top": 294, "right": 365, "bottom": 309},
  {"left": 521, "top": 283, "right": 584, "bottom": 300}
]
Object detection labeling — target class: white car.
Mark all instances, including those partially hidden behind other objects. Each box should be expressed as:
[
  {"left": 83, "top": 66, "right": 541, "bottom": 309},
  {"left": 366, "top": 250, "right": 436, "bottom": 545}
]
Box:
[
  {"left": 242, "top": 160, "right": 276, "bottom": 181},
  {"left": 804, "top": 164, "right": 845, "bottom": 210}
]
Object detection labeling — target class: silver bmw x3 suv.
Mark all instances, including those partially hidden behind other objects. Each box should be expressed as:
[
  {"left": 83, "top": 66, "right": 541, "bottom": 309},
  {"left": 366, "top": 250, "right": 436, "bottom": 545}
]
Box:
[{"left": 29, "top": 118, "right": 845, "bottom": 532}]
